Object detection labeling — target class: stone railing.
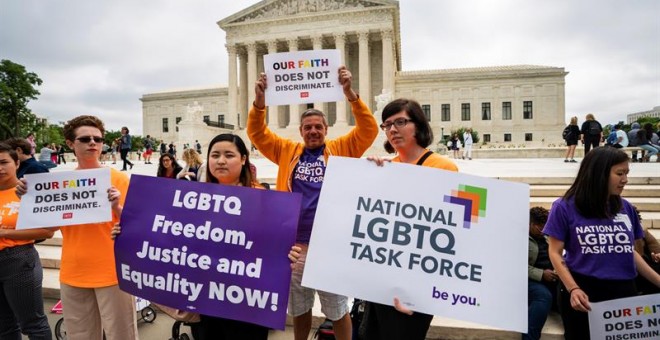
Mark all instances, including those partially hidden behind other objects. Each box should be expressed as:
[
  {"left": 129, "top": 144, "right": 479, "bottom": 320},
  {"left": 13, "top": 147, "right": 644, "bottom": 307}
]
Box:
[{"left": 455, "top": 146, "right": 584, "bottom": 159}]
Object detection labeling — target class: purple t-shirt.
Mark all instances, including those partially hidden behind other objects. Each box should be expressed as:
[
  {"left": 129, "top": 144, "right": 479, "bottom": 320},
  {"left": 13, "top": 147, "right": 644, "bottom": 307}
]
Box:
[
  {"left": 291, "top": 146, "right": 326, "bottom": 243},
  {"left": 543, "top": 197, "right": 643, "bottom": 280}
]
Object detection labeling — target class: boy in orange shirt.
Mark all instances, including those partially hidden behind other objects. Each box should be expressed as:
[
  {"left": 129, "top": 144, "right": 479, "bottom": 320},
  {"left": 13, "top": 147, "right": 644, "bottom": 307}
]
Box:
[{"left": 18, "top": 116, "right": 137, "bottom": 340}]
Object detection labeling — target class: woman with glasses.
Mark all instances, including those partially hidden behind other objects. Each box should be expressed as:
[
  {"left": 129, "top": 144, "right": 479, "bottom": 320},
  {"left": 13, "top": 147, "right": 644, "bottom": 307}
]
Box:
[
  {"left": 0, "top": 142, "right": 53, "bottom": 339},
  {"left": 157, "top": 153, "right": 183, "bottom": 179},
  {"left": 366, "top": 98, "right": 458, "bottom": 340}
]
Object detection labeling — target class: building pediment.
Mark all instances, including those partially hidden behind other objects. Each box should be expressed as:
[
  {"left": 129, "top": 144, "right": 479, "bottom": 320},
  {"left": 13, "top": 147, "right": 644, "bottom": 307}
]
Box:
[{"left": 218, "top": 0, "right": 398, "bottom": 27}]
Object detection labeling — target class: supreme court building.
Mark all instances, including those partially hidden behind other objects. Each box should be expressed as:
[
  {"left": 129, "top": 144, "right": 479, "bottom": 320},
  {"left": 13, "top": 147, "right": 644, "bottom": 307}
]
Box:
[{"left": 141, "top": 0, "right": 568, "bottom": 153}]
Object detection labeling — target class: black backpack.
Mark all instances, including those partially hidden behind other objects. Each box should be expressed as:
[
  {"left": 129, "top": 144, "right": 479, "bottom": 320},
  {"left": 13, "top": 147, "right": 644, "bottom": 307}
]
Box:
[
  {"left": 588, "top": 121, "right": 601, "bottom": 135},
  {"left": 562, "top": 126, "right": 572, "bottom": 140}
]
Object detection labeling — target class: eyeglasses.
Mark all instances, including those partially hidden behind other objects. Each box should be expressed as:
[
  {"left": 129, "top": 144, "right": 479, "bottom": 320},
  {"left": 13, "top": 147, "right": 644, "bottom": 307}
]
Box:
[
  {"left": 75, "top": 136, "right": 104, "bottom": 143},
  {"left": 380, "top": 118, "right": 413, "bottom": 131}
]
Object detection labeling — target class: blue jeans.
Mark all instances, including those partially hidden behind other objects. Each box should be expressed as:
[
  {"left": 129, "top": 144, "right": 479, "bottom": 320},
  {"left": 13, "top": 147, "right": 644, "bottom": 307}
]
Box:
[
  {"left": 524, "top": 280, "right": 552, "bottom": 340},
  {"left": 639, "top": 144, "right": 659, "bottom": 158}
]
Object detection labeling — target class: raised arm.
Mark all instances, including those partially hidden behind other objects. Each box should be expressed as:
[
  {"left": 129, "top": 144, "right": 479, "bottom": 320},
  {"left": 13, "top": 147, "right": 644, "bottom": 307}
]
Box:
[
  {"left": 247, "top": 73, "right": 295, "bottom": 164},
  {"left": 338, "top": 66, "right": 358, "bottom": 102},
  {"left": 254, "top": 72, "right": 267, "bottom": 110},
  {"left": 331, "top": 66, "right": 378, "bottom": 156}
]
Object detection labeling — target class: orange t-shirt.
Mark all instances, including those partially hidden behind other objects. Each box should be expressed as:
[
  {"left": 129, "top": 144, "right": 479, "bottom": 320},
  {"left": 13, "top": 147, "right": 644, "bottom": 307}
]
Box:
[
  {"left": 59, "top": 168, "right": 129, "bottom": 288},
  {"left": 0, "top": 188, "right": 32, "bottom": 251}
]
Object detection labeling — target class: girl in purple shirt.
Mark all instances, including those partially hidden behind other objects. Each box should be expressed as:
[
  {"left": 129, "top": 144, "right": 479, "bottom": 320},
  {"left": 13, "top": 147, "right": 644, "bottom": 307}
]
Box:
[{"left": 543, "top": 147, "right": 660, "bottom": 339}]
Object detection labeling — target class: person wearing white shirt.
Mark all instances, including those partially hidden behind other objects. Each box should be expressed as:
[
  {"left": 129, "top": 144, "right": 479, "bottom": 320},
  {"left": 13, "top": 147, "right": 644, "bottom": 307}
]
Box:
[{"left": 462, "top": 128, "right": 474, "bottom": 160}]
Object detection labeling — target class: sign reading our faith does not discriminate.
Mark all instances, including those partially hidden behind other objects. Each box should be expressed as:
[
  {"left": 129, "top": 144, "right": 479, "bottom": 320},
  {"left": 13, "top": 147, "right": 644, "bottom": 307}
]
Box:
[
  {"left": 17, "top": 168, "right": 112, "bottom": 229},
  {"left": 264, "top": 49, "right": 344, "bottom": 106},
  {"left": 303, "top": 156, "right": 530, "bottom": 333}
]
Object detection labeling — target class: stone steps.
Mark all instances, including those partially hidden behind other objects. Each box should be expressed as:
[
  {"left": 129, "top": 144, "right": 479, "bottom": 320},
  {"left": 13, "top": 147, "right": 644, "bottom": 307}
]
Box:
[
  {"left": 530, "top": 185, "right": 660, "bottom": 198},
  {"left": 530, "top": 197, "right": 660, "bottom": 213}
]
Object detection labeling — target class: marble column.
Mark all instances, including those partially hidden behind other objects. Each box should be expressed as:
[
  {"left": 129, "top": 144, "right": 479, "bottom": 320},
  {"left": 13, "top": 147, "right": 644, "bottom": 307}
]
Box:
[
  {"left": 238, "top": 49, "right": 248, "bottom": 129},
  {"left": 358, "top": 31, "right": 371, "bottom": 115},
  {"left": 381, "top": 29, "right": 395, "bottom": 97},
  {"left": 287, "top": 38, "right": 300, "bottom": 128},
  {"left": 226, "top": 44, "right": 238, "bottom": 129},
  {"left": 247, "top": 42, "right": 258, "bottom": 129},
  {"left": 333, "top": 33, "right": 348, "bottom": 127},
  {"left": 266, "top": 40, "right": 279, "bottom": 129},
  {"left": 311, "top": 35, "right": 324, "bottom": 112}
]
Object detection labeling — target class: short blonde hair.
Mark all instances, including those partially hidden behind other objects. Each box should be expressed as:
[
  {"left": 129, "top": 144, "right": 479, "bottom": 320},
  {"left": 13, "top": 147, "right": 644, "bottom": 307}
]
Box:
[
  {"left": 585, "top": 113, "right": 595, "bottom": 121},
  {"left": 570, "top": 116, "right": 578, "bottom": 125}
]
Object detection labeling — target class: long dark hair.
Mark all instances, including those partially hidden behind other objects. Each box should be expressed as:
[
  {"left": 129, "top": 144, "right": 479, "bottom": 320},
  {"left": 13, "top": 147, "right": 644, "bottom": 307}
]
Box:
[
  {"left": 381, "top": 98, "right": 433, "bottom": 154},
  {"left": 157, "top": 153, "right": 180, "bottom": 178},
  {"left": 205, "top": 134, "right": 254, "bottom": 187},
  {"left": 563, "top": 147, "right": 629, "bottom": 218}
]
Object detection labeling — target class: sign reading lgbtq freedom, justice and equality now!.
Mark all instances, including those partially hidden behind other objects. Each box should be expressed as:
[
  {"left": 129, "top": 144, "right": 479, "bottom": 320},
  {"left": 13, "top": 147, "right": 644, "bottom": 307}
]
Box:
[
  {"left": 115, "top": 175, "right": 302, "bottom": 330},
  {"left": 17, "top": 168, "right": 112, "bottom": 229},
  {"left": 264, "top": 49, "right": 344, "bottom": 106},
  {"left": 302, "top": 157, "right": 530, "bottom": 333},
  {"left": 588, "top": 293, "right": 660, "bottom": 340}
]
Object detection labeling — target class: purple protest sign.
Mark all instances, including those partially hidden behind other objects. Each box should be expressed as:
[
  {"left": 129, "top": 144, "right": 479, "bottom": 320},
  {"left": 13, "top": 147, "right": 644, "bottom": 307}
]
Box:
[{"left": 114, "top": 175, "right": 301, "bottom": 330}]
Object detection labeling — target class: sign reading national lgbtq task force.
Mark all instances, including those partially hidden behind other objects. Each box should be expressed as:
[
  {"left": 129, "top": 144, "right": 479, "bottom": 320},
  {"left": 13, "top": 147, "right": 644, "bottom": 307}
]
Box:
[
  {"left": 115, "top": 175, "right": 301, "bottom": 329},
  {"left": 17, "top": 168, "right": 112, "bottom": 229},
  {"left": 588, "top": 293, "right": 660, "bottom": 340},
  {"left": 264, "top": 49, "right": 343, "bottom": 106},
  {"left": 303, "top": 157, "right": 530, "bottom": 333}
]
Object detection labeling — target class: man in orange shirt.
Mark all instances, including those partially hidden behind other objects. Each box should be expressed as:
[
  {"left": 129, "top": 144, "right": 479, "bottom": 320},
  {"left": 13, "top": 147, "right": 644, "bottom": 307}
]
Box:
[{"left": 18, "top": 116, "right": 137, "bottom": 340}]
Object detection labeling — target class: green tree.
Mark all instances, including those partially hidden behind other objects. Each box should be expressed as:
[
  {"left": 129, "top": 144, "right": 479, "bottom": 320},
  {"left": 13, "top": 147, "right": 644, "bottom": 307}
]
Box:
[
  {"left": 41, "top": 123, "right": 66, "bottom": 146},
  {"left": 0, "top": 59, "right": 43, "bottom": 139},
  {"left": 105, "top": 130, "right": 122, "bottom": 147},
  {"left": 452, "top": 127, "right": 480, "bottom": 145},
  {"left": 636, "top": 116, "right": 660, "bottom": 128}
]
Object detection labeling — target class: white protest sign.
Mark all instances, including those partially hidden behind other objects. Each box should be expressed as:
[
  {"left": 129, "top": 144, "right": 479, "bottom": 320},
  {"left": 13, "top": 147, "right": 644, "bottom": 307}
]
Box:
[
  {"left": 17, "top": 168, "right": 112, "bottom": 229},
  {"left": 588, "top": 293, "right": 660, "bottom": 340},
  {"left": 264, "top": 49, "right": 343, "bottom": 106},
  {"left": 303, "top": 156, "right": 529, "bottom": 333}
]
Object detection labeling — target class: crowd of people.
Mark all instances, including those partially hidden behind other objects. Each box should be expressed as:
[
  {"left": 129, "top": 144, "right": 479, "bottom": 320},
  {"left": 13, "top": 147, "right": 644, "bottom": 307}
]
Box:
[
  {"left": 562, "top": 114, "right": 660, "bottom": 163},
  {"left": 1, "top": 66, "right": 659, "bottom": 340}
]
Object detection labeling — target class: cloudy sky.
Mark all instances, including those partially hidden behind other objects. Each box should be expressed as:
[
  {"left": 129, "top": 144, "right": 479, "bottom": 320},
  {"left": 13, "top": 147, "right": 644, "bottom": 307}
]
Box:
[{"left": 2, "top": 0, "right": 658, "bottom": 135}]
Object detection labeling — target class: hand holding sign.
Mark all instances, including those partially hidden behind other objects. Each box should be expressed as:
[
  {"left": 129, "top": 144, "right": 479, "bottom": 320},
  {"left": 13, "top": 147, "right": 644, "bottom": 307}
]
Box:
[
  {"left": 254, "top": 73, "right": 267, "bottom": 109},
  {"left": 338, "top": 66, "right": 357, "bottom": 101}
]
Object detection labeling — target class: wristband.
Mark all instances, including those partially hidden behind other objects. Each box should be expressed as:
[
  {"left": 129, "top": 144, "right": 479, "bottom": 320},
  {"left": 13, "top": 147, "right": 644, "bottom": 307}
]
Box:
[{"left": 569, "top": 287, "right": 581, "bottom": 294}]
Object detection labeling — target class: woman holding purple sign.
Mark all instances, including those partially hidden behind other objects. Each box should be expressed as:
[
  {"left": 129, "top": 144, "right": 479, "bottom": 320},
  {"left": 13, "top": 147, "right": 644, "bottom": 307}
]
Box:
[
  {"left": 112, "top": 133, "right": 301, "bottom": 339},
  {"left": 196, "top": 134, "right": 271, "bottom": 339},
  {"left": 543, "top": 147, "right": 660, "bottom": 340},
  {"left": 0, "top": 142, "right": 53, "bottom": 339}
]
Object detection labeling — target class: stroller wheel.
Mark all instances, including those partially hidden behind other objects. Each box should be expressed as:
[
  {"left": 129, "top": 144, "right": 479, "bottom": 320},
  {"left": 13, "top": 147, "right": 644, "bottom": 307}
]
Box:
[
  {"left": 54, "top": 317, "right": 66, "bottom": 340},
  {"left": 141, "top": 306, "right": 157, "bottom": 323}
]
